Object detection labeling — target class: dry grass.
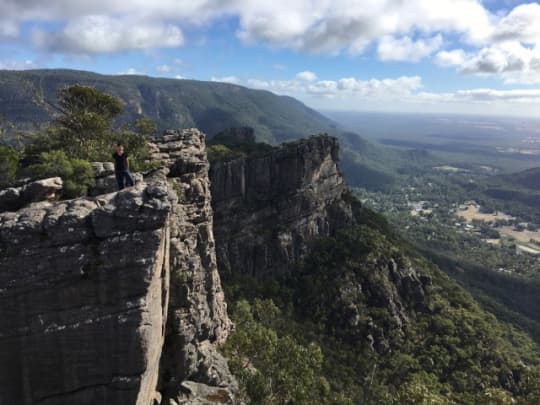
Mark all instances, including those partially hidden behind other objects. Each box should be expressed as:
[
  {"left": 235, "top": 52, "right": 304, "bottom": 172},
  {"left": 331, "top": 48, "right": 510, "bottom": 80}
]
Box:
[
  {"left": 499, "top": 226, "right": 540, "bottom": 244},
  {"left": 457, "top": 205, "right": 513, "bottom": 223}
]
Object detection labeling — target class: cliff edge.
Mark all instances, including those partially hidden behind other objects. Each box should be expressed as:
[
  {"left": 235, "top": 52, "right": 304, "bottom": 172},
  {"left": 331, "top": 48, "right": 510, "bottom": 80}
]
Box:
[
  {"left": 210, "top": 135, "right": 353, "bottom": 278},
  {"left": 0, "top": 129, "right": 235, "bottom": 405}
]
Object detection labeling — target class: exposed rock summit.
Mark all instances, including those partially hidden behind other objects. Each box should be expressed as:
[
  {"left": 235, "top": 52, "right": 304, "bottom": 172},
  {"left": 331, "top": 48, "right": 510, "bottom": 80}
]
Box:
[
  {"left": 210, "top": 135, "right": 353, "bottom": 277},
  {"left": 0, "top": 129, "right": 234, "bottom": 405}
]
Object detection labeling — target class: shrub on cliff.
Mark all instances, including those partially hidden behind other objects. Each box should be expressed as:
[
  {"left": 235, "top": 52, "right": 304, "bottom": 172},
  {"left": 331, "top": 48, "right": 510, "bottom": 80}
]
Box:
[
  {"left": 0, "top": 116, "right": 19, "bottom": 188},
  {"left": 55, "top": 85, "right": 122, "bottom": 158},
  {"left": 0, "top": 145, "right": 18, "bottom": 188},
  {"left": 134, "top": 117, "right": 158, "bottom": 137},
  {"left": 207, "top": 127, "right": 275, "bottom": 162},
  {"left": 25, "top": 150, "right": 94, "bottom": 198},
  {"left": 224, "top": 299, "right": 330, "bottom": 404},
  {"left": 24, "top": 86, "right": 152, "bottom": 169},
  {"left": 207, "top": 144, "right": 245, "bottom": 162}
]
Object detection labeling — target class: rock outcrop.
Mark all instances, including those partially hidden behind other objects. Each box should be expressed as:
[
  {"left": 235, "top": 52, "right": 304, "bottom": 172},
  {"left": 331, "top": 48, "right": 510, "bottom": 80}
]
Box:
[
  {"left": 210, "top": 135, "right": 353, "bottom": 277},
  {"left": 0, "top": 129, "right": 234, "bottom": 404},
  {"left": 149, "top": 130, "right": 234, "bottom": 403},
  {"left": 89, "top": 162, "right": 143, "bottom": 196},
  {"left": 324, "top": 251, "right": 434, "bottom": 353},
  {"left": 0, "top": 177, "right": 63, "bottom": 212}
]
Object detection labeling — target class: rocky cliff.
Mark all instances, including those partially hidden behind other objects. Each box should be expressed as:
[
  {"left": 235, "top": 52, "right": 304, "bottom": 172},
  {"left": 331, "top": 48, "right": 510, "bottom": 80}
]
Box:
[
  {"left": 207, "top": 133, "right": 527, "bottom": 403},
  {"left": 210, "top": 135, "right": 353, "bottom": 278},
  {"left": 0, "top": 129, "right": 235, "bottom": 405},
  {"left": 208, "top": 134, "right": 432, "bottom": 350}
]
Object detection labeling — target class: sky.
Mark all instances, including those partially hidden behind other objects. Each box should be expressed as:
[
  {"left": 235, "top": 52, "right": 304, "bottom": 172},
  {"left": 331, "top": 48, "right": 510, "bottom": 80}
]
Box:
[{"left": 1, "top": 0, "right": 540, "bottom": 117}]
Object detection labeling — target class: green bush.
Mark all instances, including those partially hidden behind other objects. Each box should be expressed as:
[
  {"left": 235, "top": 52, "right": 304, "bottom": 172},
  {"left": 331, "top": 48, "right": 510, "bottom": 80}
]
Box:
[
  {"left": 134, "top": 117, "right": 158, "bottom": 137},
  {"left": 224, "top": 299, "right": 329, "bottom": 404},
  {"left": 24, "top": 86, "right": 153, "bottom": 170},
  {"left": 53, "top": 85, "right": 123, "bottom": 161},
  {"left": 222, "top": 220, "right": 538, "bottom": 403},
  {"left": 0, "top": 145, "right": 18, "bottom": 188},
  {"left": 207, "top": 127, "right": 276, "bottom": 162},
  {"left": 115, "top": 127, "right": 156, "bottom": 171},
  {"left": 520, "top": 366, "right": 540, "bottom": 405},
  {"left": 207, "top": 144, "right": 245, "bottom": 162},
  {"left": 25, "top": 150, "right": 94, "bottom": 198}
]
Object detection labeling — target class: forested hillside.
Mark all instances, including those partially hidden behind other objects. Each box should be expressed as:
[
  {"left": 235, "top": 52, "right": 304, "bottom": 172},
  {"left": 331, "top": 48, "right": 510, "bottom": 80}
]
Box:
[{"left": 0, "top": 69, "right": 436, "bottom": 192}]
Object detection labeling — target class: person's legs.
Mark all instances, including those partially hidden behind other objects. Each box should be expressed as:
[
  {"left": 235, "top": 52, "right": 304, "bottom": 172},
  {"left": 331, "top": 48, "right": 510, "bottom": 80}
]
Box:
[
  {"left": 124, "top": 171, "right": 135, "bottom": 187},
  {"left": 115, "top": 171, "right": 125, "bottom": 190}
]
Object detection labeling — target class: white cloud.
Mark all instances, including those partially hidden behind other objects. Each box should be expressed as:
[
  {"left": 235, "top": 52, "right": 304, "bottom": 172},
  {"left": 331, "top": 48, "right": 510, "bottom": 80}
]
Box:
[
  {"left": 295, "top": 71, "right": 317, "bottom": 81},
  {"left": 155, "top": 59, "right": 186, "bottom": 75},
  {"left": 241, "top": 72, "right": 540, "bottom": 116},
  {"left": 377, "top": 35, "right": 443, "bottom": 62},
  {"left": 337, "top": 76, "right": 422, "bottom": 94},
  {"left": 32, "top": 15, "right": 183, "bottom": 53},
  {"left": 245, "top": 72, "right": 422, "bottom": 99},
  {"left": 412, "top": 88, "right": 540, "bottom": 105},
  {"left": 1, "top": 0, "right": 540, "bottom": 85},
  {"left": 118, "top": 67, "right": 144, "bottom": 75},
  {"left": 434, "top": 49, "right": 467, "bottom": 67},
  {"left": 234, "top": 0, "right": 492, "bottom": 54},
  {"left": 454, "top": 88, "right": 540, "bottom": 102},
  {"left": 246, "top": 78, "right": 270, "bottom": 89},
  {"left": 156, "top": 64, "right": 172, "bottom": 73},
  {"left": 432, "top": 3, "right": 540, "bottom": 84},
  {"left": 461, "top": 42, "right": 528, "bottom": 74},
  {"left": 0, "top": 0, "right": 493, "bottom": 57},
  {"left": 0, "top": 20, "right": 19, "bottom": 38},
  {"left": 493, "top": 3, "right": 540, "bottom": 44},
  {"left": 210, "top": 75, "right": 240, "bottom": 84},
  {"left": 437, "top": 42, "right": 540, "bottom": 84}
]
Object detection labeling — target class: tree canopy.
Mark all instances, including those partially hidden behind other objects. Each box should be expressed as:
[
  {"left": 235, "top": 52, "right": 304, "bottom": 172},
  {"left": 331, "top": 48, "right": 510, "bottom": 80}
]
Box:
[{"left": 0, "top": 85, "right": 157, "bottom": 198}]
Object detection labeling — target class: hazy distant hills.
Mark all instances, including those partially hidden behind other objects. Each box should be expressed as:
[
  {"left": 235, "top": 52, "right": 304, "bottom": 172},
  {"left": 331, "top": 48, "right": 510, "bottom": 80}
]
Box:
[
  {"left": 496, "top": 167, "right": 540, "bottom": 191},
  {"left": 482, "top": 167, "right": 540, "bottom": 209},
  {"left": 0, "top": 69, "right": 339, "bottom": 144}
]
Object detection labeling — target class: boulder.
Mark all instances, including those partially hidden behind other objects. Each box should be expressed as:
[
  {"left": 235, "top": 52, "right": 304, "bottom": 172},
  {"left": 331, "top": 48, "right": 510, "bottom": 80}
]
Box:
[
  {"left": 88, "top": 161, "right": 143, "bottom": 196},
  {"left": 0, "top": 176, "right": 63, "bottom": 212}
]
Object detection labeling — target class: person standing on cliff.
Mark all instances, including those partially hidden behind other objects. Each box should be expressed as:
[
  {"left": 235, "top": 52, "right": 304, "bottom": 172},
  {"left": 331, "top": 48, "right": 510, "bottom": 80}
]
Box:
[{"left": 112, "top": 143, "right": 135, "bottom": 190}]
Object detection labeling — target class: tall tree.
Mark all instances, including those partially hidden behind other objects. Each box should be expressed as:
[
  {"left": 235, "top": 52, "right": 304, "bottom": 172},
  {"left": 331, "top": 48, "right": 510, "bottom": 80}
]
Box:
[{"left": 53, "top": 85, "right": 123, "bottom": 161}]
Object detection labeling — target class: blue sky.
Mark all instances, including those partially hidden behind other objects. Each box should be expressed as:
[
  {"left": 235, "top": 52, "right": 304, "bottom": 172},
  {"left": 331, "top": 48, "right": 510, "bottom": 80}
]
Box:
[{"left": 1, "top": 0, "right": 540, "bottom": 116}]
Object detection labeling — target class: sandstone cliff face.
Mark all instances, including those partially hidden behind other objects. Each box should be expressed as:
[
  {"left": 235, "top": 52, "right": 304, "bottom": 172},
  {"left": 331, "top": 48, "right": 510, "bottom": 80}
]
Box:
[
  {"left": 210, "top": 135, "right": 353, "bottom": 278},
  {"left": 149, "top": 131, "right": 234, "bottom": 403},
  {"left": 0, "top": 129, "right": 234, "bottom": 405},
  {"left": 208, "top": 135, "right": 432, "bottom": 351}
]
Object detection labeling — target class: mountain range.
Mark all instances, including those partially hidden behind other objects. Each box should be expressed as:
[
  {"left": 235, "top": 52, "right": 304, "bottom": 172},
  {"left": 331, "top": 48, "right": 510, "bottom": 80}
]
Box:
[
  {"left": 0, "top": 69, "right": 436, "bottom": 191},
  {"left": 0, "top": 69, "right": 338, "bottom": 144}
]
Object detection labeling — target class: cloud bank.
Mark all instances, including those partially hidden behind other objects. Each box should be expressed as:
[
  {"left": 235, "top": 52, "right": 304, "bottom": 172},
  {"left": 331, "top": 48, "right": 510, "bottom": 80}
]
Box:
[
  {"left": 1, "top": 0, "right": 539, "bottom": 83},
  {"left": 208, "top": 71, "right": 540, "bottom": 115}
]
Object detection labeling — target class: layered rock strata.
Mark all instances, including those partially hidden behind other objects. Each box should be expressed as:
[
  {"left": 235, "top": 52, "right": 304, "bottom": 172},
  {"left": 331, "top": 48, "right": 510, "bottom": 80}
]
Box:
[
  {"left": 210, "top": 135, "right": 353, "bottom": 278},
  {"left": 0, "top": 129, "right": 234, "bottom": 405}
]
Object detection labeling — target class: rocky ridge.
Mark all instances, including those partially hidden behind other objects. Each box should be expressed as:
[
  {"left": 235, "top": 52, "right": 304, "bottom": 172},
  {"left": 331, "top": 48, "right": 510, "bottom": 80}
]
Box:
[
  {"left": 0, "top": 129, "right": 235, "bottom": 404},
  {"left": 210, "top": 135, "right": 354, "bottom": 277},
  {"left": 0, "top": 128, "right": 442, "bottom": 404},
  {"left": 208, "top": 134, "right": 436, "bottom": 354}
]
